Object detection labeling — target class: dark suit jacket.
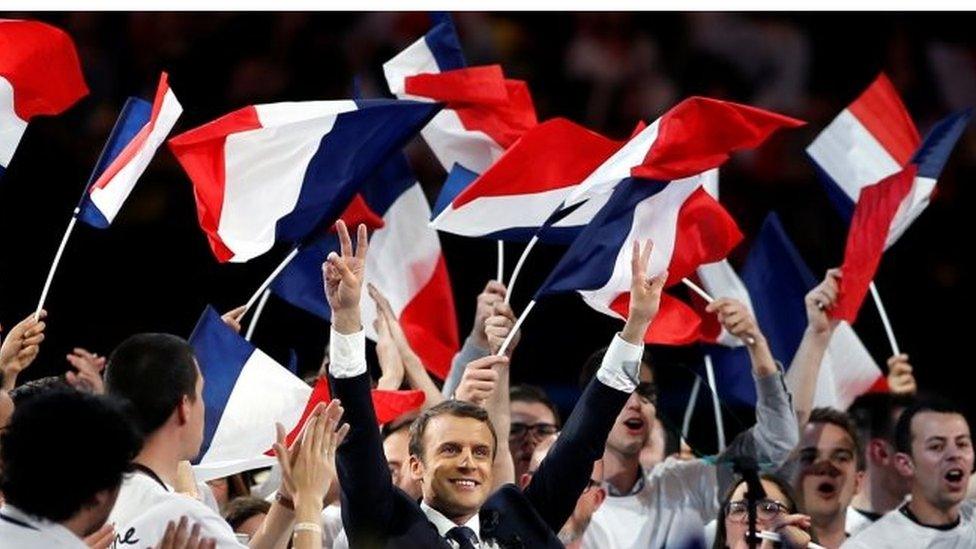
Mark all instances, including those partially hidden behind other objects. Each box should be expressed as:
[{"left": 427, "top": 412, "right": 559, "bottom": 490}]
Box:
[{"left": 332, "top": 371, "right": 629, "bottom": 549}]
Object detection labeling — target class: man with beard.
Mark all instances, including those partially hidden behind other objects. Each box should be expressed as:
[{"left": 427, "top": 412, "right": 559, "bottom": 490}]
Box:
[
  {"left": 580, "top": 298, "right": 799, "bottom": 549},
  {"left": 843, "top": 398, "right": 976, "bottom": 548},
  {"left": 790, "top": 407, "right": 864, "bottom": 548}
]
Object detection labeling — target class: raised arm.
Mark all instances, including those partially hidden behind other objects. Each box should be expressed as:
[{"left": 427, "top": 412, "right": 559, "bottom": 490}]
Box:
[
  {"left": 784, "top": 269, "right": 841, "bottom": 428},
  {"left": 525, "top": 240, "right": 665, "bottom": 532},
  {"left": 441, "top": 281, "right": 506, "bottom": 397},
  {"left": 0, "top": 311, "right": 47, "bottom": 391},
  {"left": 324, "top": 221, "right": 397, "bottom": 544}
]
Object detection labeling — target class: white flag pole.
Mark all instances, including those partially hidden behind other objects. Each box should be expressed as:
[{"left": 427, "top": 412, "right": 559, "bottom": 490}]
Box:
[
  {"left": 35, "top": 208, "right": 81, "bottom": 319},
  {"left": 504, "top": 235, "right": 540, "bottom": 304},
  {"left": 869, "top": 281, "right": 901, "bottom": 356},
  {"left": 496, "top": 240, "right": 505, "bottom": 285},
  {"left": 681, "top": 375, "right": 702, "bottom": 441},
  {"left": 703, "top": 354, "right": 726, "bottom": 451},
  {"left": 241, "top": 247, "right": 300, "bottom": 317},
  {"left": 681, "top": 277, "right": 755, "bottom": 346},
  {"left": 496, "top": 300, "right": 536, "bottom": 356},
  {"left": 244, "top": 289, "right": 272, "bottom": 342}
]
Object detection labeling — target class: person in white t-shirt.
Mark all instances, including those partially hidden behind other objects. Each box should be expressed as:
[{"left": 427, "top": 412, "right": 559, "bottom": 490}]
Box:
[
  {"left": 105, "top": 331, "right": 346, "bottom": 549},
  {"left": 581, "top": 298, "right": 799, "bottom": 549},
  {"left": 0, "top": 388, "right": 141, "bottom": 548},
  {"left": 843, "top": 398, "right": 976, "bottom": 548}
]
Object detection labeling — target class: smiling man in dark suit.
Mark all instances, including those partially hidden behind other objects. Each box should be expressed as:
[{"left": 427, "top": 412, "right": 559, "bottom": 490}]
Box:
[{"left": 323, "top": 220, "right": 666, "bottom": 548}]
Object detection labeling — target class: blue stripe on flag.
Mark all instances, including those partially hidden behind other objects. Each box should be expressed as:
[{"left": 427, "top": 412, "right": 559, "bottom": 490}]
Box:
[
  {"left": 912, "top": 109, "right": 972, "bottom": 180},
  {"left": 273, "top": 99, "right": 440, "bottom": 246},
  {"left": 361, "top": 152, "right": 417, "bottom": 217},
  {"left": 707, "top": 213, "right": 817, "bottom": 407},
  {"left": 425, "top": 16, "right": 466, "bottom": 72},
  {"left": 535, "top": 178, "right": 667, "bottom": 298},
  {"left": 189, "top": 306, "right": 255, "bottom": 462},
  {"left": 77, "top": 96, "right": 153, "bottom": 228},
  {"left": 432, "top": 163, "right": 478, "bottom": 218}
]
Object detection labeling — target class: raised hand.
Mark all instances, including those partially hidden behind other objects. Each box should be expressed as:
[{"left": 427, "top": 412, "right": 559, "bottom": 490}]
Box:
[
  {"left": 471, "top": 281, "right": 507, "bottom": 350},
  {"left": 485, "top": 301, "right": 520, "bottom": 356},
  {"left": 273, "top": 400, "right": 350, "bottom": 513},
  {"left": 706, "top": 298, "right": 765, "bottom": 346},
  {"left": 220, "top": 305, "right": 247, "bottom": 334},
  {"left": 1, "top": 311, "right": 47, "bottom": 391},
  {"left": 886, "top": 354, "right": 917, "bottom": 395},
  {"left": 621, "top": 240, "right": 667, "bottom": 345},
  {"left": 805, "top": 269, "right": 841, "bottom": 336},
  {"left": 153, "top": 517, "right": 215, "bottom": 549},
  {"left": 323, "top": 220, "right": 368, "bottom": 333},
  {"left": 65, "top": 347, "right": 106, "bottom": 395},
  {"left": 374, "top": 307, "right": 405, "bottom": 390},
  {"left": 455, "top": 355, "right": 508, "bottom": 407}
]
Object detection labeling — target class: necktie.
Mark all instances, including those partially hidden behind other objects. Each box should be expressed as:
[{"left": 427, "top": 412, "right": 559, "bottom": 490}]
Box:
[{"left": 446, "top": 525, "right": 478, "bottom": 549}]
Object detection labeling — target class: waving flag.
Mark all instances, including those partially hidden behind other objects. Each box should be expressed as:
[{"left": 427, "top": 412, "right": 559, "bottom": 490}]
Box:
[
  {"left": 535, "top": 175, "right": 743, "bottom": 344},
  {"left": 189, "top": 306, "right": 424, "bottom": 480},
  {"left": 0, "top": 19, "right": 88, "bottom": 176},
  {"left": 384, "top": 15, "right": 536, "bottom": 178},
  {"left": 433, "top": 98, "right": 802, "bottom": 245},
  {"left": 77, "top": 73, "right": 182, "bottom": 227},
  {"left": 832, "top": 110, "right": 972, "bottom": 322},
  {"left": 430, "top": 118, "right": 623, "bottom": 243},
  {"left": 562, "top": 97, "right": 805, "bottom": 208},
  {"left": 168, "top": 99, "right": 440, "bottom": 263},
  {"left": 271, "top": 152, "right": 460, "bottom": 378},
  {"left": 707, "top": 214, "right": 883, "bottom": 410}
]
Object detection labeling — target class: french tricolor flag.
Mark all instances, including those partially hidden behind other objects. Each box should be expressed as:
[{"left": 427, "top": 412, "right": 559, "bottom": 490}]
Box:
[
  {"left": 270, "top": 152, "right": 460, "bottom": 379},
  {"left": 383, "top": 15, "right": 536, "bottom": 180},
  {"left": 77, "top": 73, "right": 182, "bottom": 228},
  {"left": 432, "top": 98, "right": 803, "bottom": 246},
  {"left": 832, "top": 109, "right": 971, "bottom": 322},
  {"left": 706, "top": 214, "right": 884, "bottom": 410},
  {"left": 0, "top": 19, "right": 87, "bottom": 177},
  {"left": 534, "top": 174, "right": 744, "bottom": 345},
  {"left": 189, "top": 306, "right": 424, "bottom": 480},
  {"left": 168, "top": 98, "right": 440, "bottom": 263}
]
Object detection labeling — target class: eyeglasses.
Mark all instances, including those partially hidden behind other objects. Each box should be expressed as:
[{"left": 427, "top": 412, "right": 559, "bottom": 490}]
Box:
[
  {"left": 636, "top": 382, "right": 657, "bottom": 405},
  {"left": 509, "top": 422, "right": 559, "bottom": 439},
  {"left": 725, "top": 499, "right": 790, "bottom": 523}
]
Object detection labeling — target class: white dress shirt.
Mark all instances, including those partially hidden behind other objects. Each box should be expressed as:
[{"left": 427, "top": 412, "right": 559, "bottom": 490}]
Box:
[{"left": 0, "top": 504, "right": 88, "bottom": 548}]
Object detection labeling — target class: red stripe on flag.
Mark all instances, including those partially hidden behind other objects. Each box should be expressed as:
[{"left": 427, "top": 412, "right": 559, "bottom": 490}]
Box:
[
  {"left": 847, "top": 73, "right": 920, "bottom": 166},
  {"left": 398, "top": 255, "right": 459, "bottom": 379},
  {"left": 404, "top": 66, "right": 537, "bottom": 149},
  {"left": 169, "top": 105, "right": 263, "bottom": 262},
  {"left": 632, "top": 97, "right": 805, "bottom": 181},
  {"left": 0, "top": 20, "right": 88, "bottom": 120},
  {"left": 89, "top": 73, "right": 171, "bottom": 192},
  {"left": 332, "top": 194, "right": 385, "bottom": 233},
  {"left": 452, "top": 118, "right": 621, "bottom": 208},
  {"left": 609, "top": 292, "right": 703, "bottom": 345},
  {"left": 667, "top": 187, "right": 744, "bottom": 284},
  {"left": 832, "top": 166, "right": 917, "bottom": 322},
  {"left": 266, "top": 378, "right": 425, "bottom": 455},
  {"left": 405, "top": 65, "right": 508, "bottom": 104}
]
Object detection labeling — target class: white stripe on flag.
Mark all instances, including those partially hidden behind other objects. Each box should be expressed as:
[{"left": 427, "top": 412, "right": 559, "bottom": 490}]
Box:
[
  {"left": 812, "top": 321, "right": 882, "bottom": 411},
  {"left": 419, "top": 108, "right": 503, "bottom": 174},
  {"left": 254, "top": 100, "right": 357, "bottom": 128},
  {"left": 564, "top": 119, "right": 661, "bottom": 207},
  {"left": 886, "top": 175, "right": 937, "bottom": 249},
  {"left": 383, "top": 38, "right": 440, "bottom": 96},
  {"left": 806, "top": 109, "right": 903, "bottom": 202},
  {"left": 0, "top": 76, "right": 28, "bottom": 167},
  {"left": 362, "top": 184, "right": 441, "bottom": 341},
  {"left": 432, "top": 185, "right": 572, "bottom": 237}
]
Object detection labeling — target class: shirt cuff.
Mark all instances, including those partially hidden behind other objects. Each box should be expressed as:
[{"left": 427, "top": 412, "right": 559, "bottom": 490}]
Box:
[
  {"left": 329, "top": 328, "right": 367, "bottom": 378},
  {"left": 596, "top": 333, "right": 643, "bottom": 393}
]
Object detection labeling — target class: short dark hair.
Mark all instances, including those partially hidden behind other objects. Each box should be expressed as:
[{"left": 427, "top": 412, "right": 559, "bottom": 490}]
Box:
[
  {"left": 847, "top": 392, "right": 914, "bottom": 448},
  {"left": 8, "top": 375, "right": 72, "bottom": 406},
  {"left": 509, "top": 384, "right": 561, "bottom": 427},
  {"left": 579, "top": 345, "right": 655, "bottom": 389},
  {"left": 409, "top": 400, "right": 497, "bottom": 461},
  {"left": 808, "top": 407, "right": 865, "bottom": 471},
  {"left": 382, "top": 417, "right": 413, "bottom": 440},
  {"left": 0, "top": 389, "right": 142, "bottom": 522},
  {"left": 894, "top": 397, "right": 968, "bottom": 456},
  {"left": 223, "top": 496, "right": 271, "bottom": 530},
  {"left": 104, "top": 333, "right": 199, "bottom": 436}
]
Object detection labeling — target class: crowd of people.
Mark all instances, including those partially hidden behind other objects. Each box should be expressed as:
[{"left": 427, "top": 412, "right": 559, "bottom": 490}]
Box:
[{"left": 1, "top": 219, "right": 972, "bottom": 549}]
